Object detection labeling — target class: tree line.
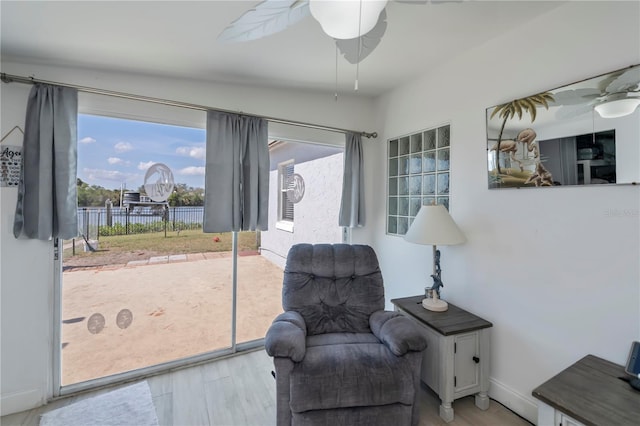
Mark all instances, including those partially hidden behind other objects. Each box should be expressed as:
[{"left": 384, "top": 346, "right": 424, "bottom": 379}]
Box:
[{"left": 77, "top": 179, "right": 204, "bottom": 207}]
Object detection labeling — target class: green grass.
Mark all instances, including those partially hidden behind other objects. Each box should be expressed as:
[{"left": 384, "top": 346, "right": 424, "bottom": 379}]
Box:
[{"left": 64, "top": 230, "right": 259, "bottom": 260}]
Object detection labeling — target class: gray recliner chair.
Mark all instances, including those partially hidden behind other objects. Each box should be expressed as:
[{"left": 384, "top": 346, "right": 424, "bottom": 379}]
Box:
[{"left": 265, "top": 244, "right": 427, "bottom": 426}]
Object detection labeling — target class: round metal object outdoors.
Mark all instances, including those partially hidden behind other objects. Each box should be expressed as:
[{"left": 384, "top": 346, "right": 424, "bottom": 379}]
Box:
[
  {"left": 286, "top": 173, "right": 305, "bottom": 204},
  {"left": 143, "top": 163, "right": 175, "bottom": 202}
]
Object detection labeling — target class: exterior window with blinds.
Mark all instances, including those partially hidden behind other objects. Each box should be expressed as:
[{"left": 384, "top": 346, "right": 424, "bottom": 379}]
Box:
[{"left": 278, "top": 160, "right": 295, "bottom": 227}]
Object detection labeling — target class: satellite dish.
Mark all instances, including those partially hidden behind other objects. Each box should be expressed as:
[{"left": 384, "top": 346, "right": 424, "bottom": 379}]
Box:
[{"left": 143, "top": 163, "right": 175, "bottom": 202}]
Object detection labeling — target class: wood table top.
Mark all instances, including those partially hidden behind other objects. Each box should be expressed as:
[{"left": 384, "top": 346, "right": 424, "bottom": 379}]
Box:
[
  {"left": 532, "top": 354, "right": 640, "bottom": 426},
  {"left": 391, "top": 295, "right": 492, "bottom": 336}
]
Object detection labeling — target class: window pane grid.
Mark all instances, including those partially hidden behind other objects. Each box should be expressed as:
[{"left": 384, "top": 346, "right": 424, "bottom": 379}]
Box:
[{"left": 387, "top": 124, "right": 451, "bottom": 236}]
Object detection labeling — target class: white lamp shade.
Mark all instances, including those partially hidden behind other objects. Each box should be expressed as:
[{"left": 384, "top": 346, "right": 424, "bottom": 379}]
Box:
[
  {"left": 310, "top": 0, "right": 387, "bottom": 40},
  {"left": 594, "top": 98, "right": 640, "bottom": 118},
  {"left": 404, "top": 204, "right": 466, "bottom": 246}
]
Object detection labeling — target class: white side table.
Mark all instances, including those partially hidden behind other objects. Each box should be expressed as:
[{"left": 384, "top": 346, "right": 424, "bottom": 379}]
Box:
[{"left": 392, "top": 296, "right": 492, "bottom": 423}]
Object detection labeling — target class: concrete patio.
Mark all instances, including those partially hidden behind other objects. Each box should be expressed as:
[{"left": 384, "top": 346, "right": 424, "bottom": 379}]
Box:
[{"left": 61, "top": 252, "right": 284, "bottom": 385}]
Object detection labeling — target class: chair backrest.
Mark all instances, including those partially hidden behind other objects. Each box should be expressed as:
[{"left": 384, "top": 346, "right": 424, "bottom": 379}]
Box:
[{"left": 282, "top": 243, "right": 385, "bottom": 336}]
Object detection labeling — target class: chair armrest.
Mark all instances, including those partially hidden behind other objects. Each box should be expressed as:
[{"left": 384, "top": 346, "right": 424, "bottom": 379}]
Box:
[
  {"left": 265, "top": 311, "right": 307, "bottom": 362},
  {"left": 370, "top": 310, "right": 427, "bottom": 356}
]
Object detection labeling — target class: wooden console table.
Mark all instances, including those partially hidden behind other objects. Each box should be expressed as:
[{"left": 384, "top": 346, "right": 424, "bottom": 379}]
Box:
[
  {"left": 532, "top": 354, "right": 640, "bottom": 426},
  {"left": 391, "top": 296, "right": 492, "bottom": 422}
]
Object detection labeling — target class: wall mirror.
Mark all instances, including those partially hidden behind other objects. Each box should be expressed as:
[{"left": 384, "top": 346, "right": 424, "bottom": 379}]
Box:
[{"left": 486, "top": 64, "right": 639, "bottom": 188}]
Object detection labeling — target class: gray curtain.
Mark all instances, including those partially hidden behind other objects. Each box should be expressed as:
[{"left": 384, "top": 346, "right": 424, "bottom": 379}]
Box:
[
  {"left": 204, "top": 111, "right": 269, "bottom": 232},
  {"left": 13, "top": 84, "right": 78, "bottom": 240},
  {"left": 339, "top": 132, "right": 365, "bottom": 227}
]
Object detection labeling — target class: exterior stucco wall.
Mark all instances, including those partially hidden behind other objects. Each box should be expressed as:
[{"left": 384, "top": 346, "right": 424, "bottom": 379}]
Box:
[{"left": 261, "top": 152, "right": 344, "bottom": 269}]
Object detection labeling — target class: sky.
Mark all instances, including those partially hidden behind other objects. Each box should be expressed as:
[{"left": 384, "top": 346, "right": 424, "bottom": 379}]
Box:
[{"left": 77, "top": 114, "right": 206, "bottom": 190}]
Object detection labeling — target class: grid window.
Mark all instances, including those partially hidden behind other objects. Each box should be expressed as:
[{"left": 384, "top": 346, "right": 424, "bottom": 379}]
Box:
[{"left": 387, "top": 124, "right": 451, "bottom": 236}]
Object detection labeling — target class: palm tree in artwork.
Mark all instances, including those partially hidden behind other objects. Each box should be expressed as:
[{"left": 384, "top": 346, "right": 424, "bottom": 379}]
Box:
[{"left": 490, "top": 92, "right": 555, "bottom": 174}]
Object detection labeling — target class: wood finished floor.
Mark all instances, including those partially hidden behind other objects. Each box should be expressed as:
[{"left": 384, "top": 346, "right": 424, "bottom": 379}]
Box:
[{"left": 1, "top": 349, "right": 532, "bottom": 426}]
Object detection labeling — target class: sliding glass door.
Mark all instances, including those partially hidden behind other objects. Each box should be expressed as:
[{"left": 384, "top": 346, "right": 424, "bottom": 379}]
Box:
[
  {"left": 60, "top": 113, "right": 239, "bottom": 387},
  {"left": 57, "top": 108, "right": 346, "bottom": 392}
]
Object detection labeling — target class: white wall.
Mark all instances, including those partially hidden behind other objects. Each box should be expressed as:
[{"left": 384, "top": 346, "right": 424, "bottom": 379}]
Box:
[
  {"left": 0, "top": 82, "right": 55, "bottom": 414},
  {"left": 261, "top": 153, "right": 344, "bottom": 268},
  {"left": 358, "top": 1, "right": 640, "bottom": 423},
  {"left": 0, "top": 63, "right": 375, "bottom": 415},
  {"left": 3, "top": 2, "right": 639, "bottom": 421}
]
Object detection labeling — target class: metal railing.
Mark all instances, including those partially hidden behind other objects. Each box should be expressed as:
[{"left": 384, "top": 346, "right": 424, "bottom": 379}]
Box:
[{"left": 78, "top": 206, "right": 204, "bottom": 238}]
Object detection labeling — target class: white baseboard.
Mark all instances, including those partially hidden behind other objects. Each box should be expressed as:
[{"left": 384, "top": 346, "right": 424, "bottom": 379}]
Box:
[
  {"left": 0, "top": 388, "right": 46, "bottom": 417},
  {"left": 489, "top": 378, "right": 538, "bottom": 424}
]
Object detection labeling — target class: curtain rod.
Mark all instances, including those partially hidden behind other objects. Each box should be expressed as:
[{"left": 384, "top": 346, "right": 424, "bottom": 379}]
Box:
[{"left": 1, "top": 73, "right": 378, "bottom": 139}]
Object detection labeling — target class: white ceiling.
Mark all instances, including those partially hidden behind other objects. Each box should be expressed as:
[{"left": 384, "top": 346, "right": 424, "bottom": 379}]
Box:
[{"left": 1, "top": 1, "right": 564, "bottom": 97}]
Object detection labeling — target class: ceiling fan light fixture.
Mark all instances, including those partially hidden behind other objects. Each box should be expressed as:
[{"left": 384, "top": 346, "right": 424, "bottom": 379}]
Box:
[
  {"left": 310, "top": 0, "right": 388, "bottom": 40},
  {"left": 594, "top": 97, "right": 640, "bottom": 118}
]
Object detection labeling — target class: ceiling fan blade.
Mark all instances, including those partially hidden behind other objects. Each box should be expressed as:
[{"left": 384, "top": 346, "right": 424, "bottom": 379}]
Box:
[
  {"left": 605, "top": 66, "right": 640, "bottom": 94},
  {"left": 217, "top": 0, "right": 310, "bottom": 43},
  {"left": 335, "top": 9, "right": 387, "bottom": 64},
  {"left": 554, "top": 103, "right": 594, "bottom": 120},
  {"left": 550, "top": 88, "right": 600, "bottom": 106}
]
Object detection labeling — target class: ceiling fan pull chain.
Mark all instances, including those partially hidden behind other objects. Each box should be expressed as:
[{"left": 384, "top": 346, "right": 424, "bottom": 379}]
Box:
[
  {"left": 355, "top": 0, "right": 362, "bottom": 91},
  {"left": 335, "top": 45, "right": 339, "bottom": 102}
]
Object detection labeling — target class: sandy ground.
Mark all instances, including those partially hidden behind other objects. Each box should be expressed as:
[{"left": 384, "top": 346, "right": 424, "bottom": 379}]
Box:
[{"left": 61, "top": 253, "right": 284, "bottom": 385}]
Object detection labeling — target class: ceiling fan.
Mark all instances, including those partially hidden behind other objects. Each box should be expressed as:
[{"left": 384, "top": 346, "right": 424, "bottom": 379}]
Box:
[
  {"left": 217, "top": 0, "right": 459, "bottom": 65},
  {"left": 551, "top": 65, "right": 640, "bottom": 119}
]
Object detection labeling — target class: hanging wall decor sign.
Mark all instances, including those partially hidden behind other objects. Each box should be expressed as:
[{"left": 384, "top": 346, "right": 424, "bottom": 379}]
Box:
[
  {"left": 0, "top": 145, "right": 22, "bottom": 188},
  {"left": 1, "top": 125, "right": 24, "bottom": 188}
]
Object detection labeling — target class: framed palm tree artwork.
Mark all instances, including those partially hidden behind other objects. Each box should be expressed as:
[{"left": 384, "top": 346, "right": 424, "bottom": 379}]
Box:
[{"left": 486, "top": 64, "right": 640, "bottom": 189}]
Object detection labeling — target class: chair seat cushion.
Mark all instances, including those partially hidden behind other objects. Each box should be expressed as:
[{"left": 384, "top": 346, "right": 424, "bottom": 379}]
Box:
[
  {"left": 306, "top": 332, "right": 380, "bottom": 348},
  {"left": 289, "top": 334, "right": 416, "bottom": 413}
]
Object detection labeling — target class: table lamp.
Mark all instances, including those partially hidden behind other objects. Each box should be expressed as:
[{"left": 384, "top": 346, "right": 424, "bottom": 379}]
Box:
[{"left": 404, "top": 204, "right": 466, "bottom": 312}]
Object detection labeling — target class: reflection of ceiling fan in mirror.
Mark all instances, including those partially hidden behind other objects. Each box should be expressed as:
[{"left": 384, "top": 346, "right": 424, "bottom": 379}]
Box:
[
  {"left": 217, "top": 0, "right": 459, "bottom": 65},
  {"left": 551, "top": 65, "right": 640, "bottom": 120}
]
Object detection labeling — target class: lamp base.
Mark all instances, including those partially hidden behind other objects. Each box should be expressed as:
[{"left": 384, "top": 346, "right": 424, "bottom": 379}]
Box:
[{"left": 422, "top": 297, "right": 448, "bottom": 312}]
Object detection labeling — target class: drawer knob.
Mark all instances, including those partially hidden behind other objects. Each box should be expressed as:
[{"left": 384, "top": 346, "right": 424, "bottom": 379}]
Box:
[{"left": 473, "top": 356, "right": 480, "bottom": 364}]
